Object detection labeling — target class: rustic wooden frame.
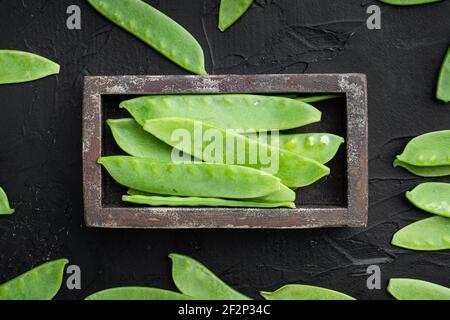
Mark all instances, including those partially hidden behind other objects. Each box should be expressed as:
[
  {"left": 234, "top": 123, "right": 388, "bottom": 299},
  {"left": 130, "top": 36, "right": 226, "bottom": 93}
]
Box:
[{"left": 82, "top": 74, "right": 368, "bottom": 229}]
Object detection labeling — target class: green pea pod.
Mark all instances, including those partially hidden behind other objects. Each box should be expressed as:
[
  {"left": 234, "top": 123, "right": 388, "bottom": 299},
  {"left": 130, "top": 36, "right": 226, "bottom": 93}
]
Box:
[
  {"left": 218, "top": 0, "right": 253, "bottom": 32},
  {"left": 85, "top": 287, "right": 193, "bottom": 300},
  {"left": 406, "top": 182, "right": 450, "bottom": 218},
  {"left": 143, "top": 118, "right": 330, "bottom": 188},
  {"left": 246, "top": 133, "right": 344, "bottom": 164},
  {"left": 0, "top": 258, "right": 68, "bottom": 300},
  {"left": 396, "top": 130, "right": 450, "bottom": 166},
  {"left": 86, "top": 0, "right": 206, "bottom": 75},
  {"left": 379, "top": 0, "right": 442, "bottom": 4},
  {"left": 0, "top": 186, "right": 14, "bottom": 215},
  {"left": 260, "top": 284, "right": 355, "bottom": 300},
  {"left": 121, "top": 94, "right": 321, "bottom": 131},
  {"left": 391, "top": 216, "right": 450, "bottom": 251},
  {"left": 437, "top": 46, "right": 450, "bottom": 102},
  {"left": 123, "top": 194, "right": 295, "bottom": 208},
  {"left": 169, "top": 253, "right": 252, "bottom": 300},
  {"left": 295, "top": 94, "right": 341, "bottom": 103},
  {"left": 0, "top": 50, "right": 59, "bottom": 84},
  {"left": 388, "top": 278, "right": 450, "bottom": 300},
  {"left": 393, "top": 159, "right": 450, "bottom": 177},
  {"left": 98, "top": 156, "right": 281, "bottom": 199}
]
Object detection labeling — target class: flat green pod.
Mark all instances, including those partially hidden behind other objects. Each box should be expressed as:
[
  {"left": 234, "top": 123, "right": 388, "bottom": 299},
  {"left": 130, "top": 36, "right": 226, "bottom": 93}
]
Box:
[
  {"left": 143, "top": 118, "right": 330, "bottom": 187},
  {"left": 169, "top": 253, "right": 251, "bottom": 300},
  {"left": 396, "top": 130, "right": 450, "bottom": 166},
  {"left": 391, "top": 216, "right": 450, "bottom": 251},
  {"left": 0, "top": 50, "right": 59, "bottom": 84},
  {"left": 121, "top": 94, "right": 321, "bottom": 131},
  {"left": 85, "top": 287, "right": 193, "bottom": 300},
  {"left": 379, "top": 0, "right": 442, "bottom": 4},
  {"left": 0, "top": 186, "right": 14, "bottom": 215},
  {"left": 218, "top": 0, "right": 253, "bottom": 32},
  {"left": 0, "top": 258, "right": 68, "bottom": 300},
  {"left": 406, "top": 182, "right": 450, "bottom": 218},
  {"left": 437, "top": 46, "right": 450, "bottom": 102},
  {"left": 107, "top": 118, "right": 174, "bottom": 160},
  {"left": 393, "top": 159, "right": 450, "bottom": 177},
  {"left": 123, "top": 194, "right": 295, "bottom": 208},
  {"left": 260, "top": 284, "right": 355, "bottom": 300},
  {"left": 98, "top": 156, "right": 281, "bottom": 199},
  {"left": 86, "top": 0, "right": 206, "bottom": 75},
  {"left": 388, "top": 278, "right": 450, "bottom": 300}
]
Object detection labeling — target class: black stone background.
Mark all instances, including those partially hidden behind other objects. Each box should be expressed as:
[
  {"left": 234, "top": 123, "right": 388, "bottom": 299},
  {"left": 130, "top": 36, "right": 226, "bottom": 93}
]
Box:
[{"left": 0, "top": 0, "right": 449, "bottom": 300}]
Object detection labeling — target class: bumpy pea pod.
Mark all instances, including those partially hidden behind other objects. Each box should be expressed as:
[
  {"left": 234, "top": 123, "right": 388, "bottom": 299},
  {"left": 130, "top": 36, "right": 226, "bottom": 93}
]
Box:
[
  {"left": 379, "top": 0, "right": 443, "bottom": 4},
  {"left": 0, "top": 258, "right": 68, "bottom": 300},
  {"left": 388, "top": 279, "right": 450, "bottom": 300},
  {"left": 391, "top": 216, "right": 450, "bottom": 251},
  {"left": 393, "top": 159, "right": 450, "bottom": 177},
  {"left": 396, "top": 130, "right": 450, "bottom": 167},
  {"left": 85, "top": 287, "right": 193, "bottom": 300},
  {"left": 170, "top": 253, "right": 252, "bottom": 300},
  {"left": 437, "top": 46, "right": 450, "bottom": 102},
  {"left": 218, "top": 0, "right": 253, "bottom": 32},
  {"left": 0, "top": 50, "right": 59, "bottom": 84},
  {"left": 246, "top": 133, "right": 344, "bottom": 164},
  {"left": 99, "top": 156, "right": 281, "bottom": 199},
  {"left": 143, "top": 118, "right": 330, "bottom": 188},
  {"left": 406, "top": 182, "right": 450, "bottom": 218},
  {"left": 86, "top": 0, "right": 206, "bottom": 75},
  {"left": 295, "top": 94, "right": 341, "bottom": 103},
  {"left": 0, "top": 186, "right": 14, "bottom": 215},
  {"left": 123, "top": 194, "right": 295, "bottom": 208},
  {"left": 121, "top": 94, "right": 321, "bottom": 131},
  {"left": 260, "top": 284, "right": 355, "bottom": 300}
]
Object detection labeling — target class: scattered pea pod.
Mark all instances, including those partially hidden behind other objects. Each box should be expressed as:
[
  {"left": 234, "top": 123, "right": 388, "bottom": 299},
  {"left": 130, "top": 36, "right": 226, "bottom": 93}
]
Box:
[
  {"left": 121, "top": 94, "right": 321, "bottom": 131},
  {"left": 169, "top": 253, "right": 251, "bottom": 300},
  {"left": 0, "top": 50, "right": 59, "bottom": 84},
  {"left": 143, "top": 118, "right": 330, "bottom": 187},
  {"left": 260, "top": 284, "right": 355, "bottom": 300},
  {"left": 0, "top": 258, "right": 68, "bottom": 300},
  {"left": 436, "top": 46, "right": 450, "bottom": 102},
  {"left": 218, "top": 0, "right": 254, "bottom": 32},
  {"left": 123, "top": 194, "right": 295, "bottom": 208},
  {"left": 388, "top": 278, "right": 450, "bottom": 300},
  {"left": 393, "top": 159, "right": 450, "bottom": 177},
  {"left": 396, "top": 130, "right": 450, "bottom": 167},
  {"left": 295, "top": 94, "right": 341, "bottom": 103},
  {"left": 98, "top": 156, "right": 281, "bottom": 199},
  {"left": 406, "top": 182, "right": 450, "bottom": 218},
  {"left": 85, "top": 287, "right": 193, "bottom": 300},
  {"left": 379, "top": 0, "right": 443, "bottom": 5},
  {"left": 391, "top": 216, "right": 450, "bottom": 251},
  {"left": 86, "top": 0, "right": 206, "bottom": 75},
  {"left": 0, "top": 186, "right": 14, "bottom": 215}
]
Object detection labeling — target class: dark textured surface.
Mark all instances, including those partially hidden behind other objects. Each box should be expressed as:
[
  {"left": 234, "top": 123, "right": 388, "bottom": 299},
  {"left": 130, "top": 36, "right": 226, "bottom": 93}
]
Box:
[{"left": 0, "top": 0, "right": 448, "bottom": 300}]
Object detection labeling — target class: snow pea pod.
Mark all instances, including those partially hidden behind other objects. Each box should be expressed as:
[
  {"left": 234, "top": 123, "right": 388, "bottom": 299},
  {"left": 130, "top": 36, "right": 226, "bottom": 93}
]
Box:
[
  {"left": 98, "top": 156, "right": 281, "bottom": 199},
  {"left": 169, "top": 253, "right": 252, "bottom": 300},
  {"left": 218, "top": 0, "right": 253, "bottom": 32},
  {"left": 391, "top": 216, "right": 450, "bottom": 251},
  {"left": 436, "top": 46, "right": 450, "bottom": 102},
  {"left": 393, "top": 159, "right": 450, "bottom": 177},
  {"left": 379, "top": 0, "right": 442, "bottom": 4},
  {"left": 388, "top": 278, "right": 450, "bottom": 300},
  {"left": 260, "top": 284, "right": 355, "bottom": 300},
  {"left": 0, "top": 258, "right": 68, "bottom": 300},
  {"left": 121, "top": 94, "right": 321, "bottom": 131},
  {"left": 143, "top": 118, "right": 330, "bottom": 187},
  {"left": 246, "top": 133, "right": 344, "bottom": 164},
  {"left": 0, "top": 186, "right": 14, "bottom": 215},
  {"left": 123, "top": 194, "right": 295, "bottom": 208},
  {"left": 85, "top": 287, "right": 193, "bottom": 300},
  {"left": 0, "top": 50, "right": 59, "bottom": 84},
  {"left": 86, "top": 0, "right": 206, "bottom": 75},
  {"left": 295, "top": 94, "right": 341, "bottom": 103},
  {"left": 396, "top": 130, "right": 450, "bottom": 166},
  {"left": 406, "top": 182, "right": 450, "bottom": 218},
  {"left": 107, "top": 118, "right": 174, "bottom": 160}
]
